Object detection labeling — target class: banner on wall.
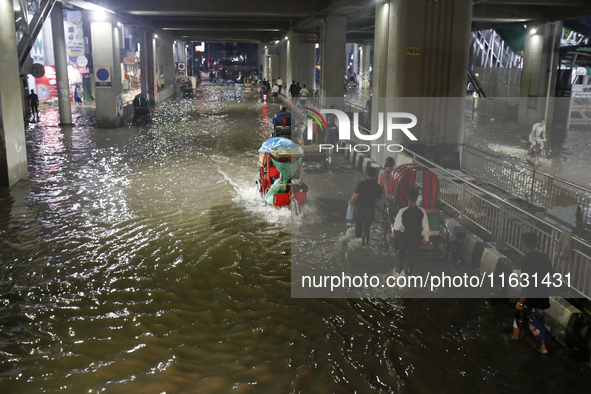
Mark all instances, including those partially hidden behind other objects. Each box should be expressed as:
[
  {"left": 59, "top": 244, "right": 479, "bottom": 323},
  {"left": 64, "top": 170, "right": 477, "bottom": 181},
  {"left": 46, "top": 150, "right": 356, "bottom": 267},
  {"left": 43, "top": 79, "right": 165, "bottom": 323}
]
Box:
[
  {"left": 123, "top": 52, "right": 136, "bottom": 64},
  {"left": 31, "top": 35, "right": 44, "bottom": 64},
  {"left": 65, "top": 21, "right": 84, "bottom": 64},
  {"left": 34, "top": 66, "right": 80, "bottom": 102}
]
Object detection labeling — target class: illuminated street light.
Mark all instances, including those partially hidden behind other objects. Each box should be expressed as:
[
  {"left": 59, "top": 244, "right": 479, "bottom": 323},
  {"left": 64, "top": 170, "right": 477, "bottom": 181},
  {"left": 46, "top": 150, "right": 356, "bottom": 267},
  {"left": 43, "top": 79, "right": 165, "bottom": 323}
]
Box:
[{"left": 93, "top": 10, "right": 106, "bottom": 21}]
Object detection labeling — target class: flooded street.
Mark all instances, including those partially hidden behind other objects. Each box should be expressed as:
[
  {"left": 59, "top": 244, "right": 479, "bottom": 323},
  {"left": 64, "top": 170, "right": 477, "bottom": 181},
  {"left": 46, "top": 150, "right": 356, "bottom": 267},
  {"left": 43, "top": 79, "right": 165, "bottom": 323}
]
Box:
[
  {"left": 464, "top": 105, "right": 591, "bottom": 188},
  {"left": 1, "top": 83, "right": 591, "bottom": 393}
]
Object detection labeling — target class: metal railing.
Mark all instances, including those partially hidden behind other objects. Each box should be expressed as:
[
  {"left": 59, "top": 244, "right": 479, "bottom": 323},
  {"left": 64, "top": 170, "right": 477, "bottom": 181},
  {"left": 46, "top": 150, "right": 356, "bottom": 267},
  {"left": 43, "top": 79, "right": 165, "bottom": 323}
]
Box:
[
  {"left": 461, "top": 145, "right": 591, "bottom": 227},
  {"left": 569, "top": 85, "right": 591, "bottom": 133},
  {"left": 17, "top": 0, "right": 56, "bottom": 71},
  {"left": 280, "top": 94, "right": 591, "bottom": 297},
  {"left": 404, "top": 148, "right": 591, "bottom": 299}
]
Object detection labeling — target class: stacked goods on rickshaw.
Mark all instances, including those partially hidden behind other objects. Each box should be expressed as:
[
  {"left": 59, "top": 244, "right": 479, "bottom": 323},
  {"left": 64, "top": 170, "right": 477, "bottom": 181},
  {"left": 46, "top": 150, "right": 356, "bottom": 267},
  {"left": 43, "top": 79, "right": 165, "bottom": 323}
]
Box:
[
  {"left": 132, "top": 94, "right": 151, "bottom": 124},
  {"left": 181, "top": 79, "right": 193, "bottom": 97},
  {"left": 257, "top": 137, "right": 307, "bottom": 213}
]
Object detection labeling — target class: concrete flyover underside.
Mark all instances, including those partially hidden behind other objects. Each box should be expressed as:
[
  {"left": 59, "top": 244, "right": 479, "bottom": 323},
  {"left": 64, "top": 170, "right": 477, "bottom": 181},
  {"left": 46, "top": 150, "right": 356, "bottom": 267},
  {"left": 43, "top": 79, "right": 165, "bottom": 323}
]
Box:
[{"left": 62, "top": 0, "right": 591, "bottom": 43}]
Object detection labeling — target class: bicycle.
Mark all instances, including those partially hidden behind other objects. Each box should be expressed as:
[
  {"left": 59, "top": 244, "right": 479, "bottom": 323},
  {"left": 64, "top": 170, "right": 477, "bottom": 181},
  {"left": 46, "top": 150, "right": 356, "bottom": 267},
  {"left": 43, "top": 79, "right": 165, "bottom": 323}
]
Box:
[{"left": 528, "top": 139, "right": 547, "bottom": 159}]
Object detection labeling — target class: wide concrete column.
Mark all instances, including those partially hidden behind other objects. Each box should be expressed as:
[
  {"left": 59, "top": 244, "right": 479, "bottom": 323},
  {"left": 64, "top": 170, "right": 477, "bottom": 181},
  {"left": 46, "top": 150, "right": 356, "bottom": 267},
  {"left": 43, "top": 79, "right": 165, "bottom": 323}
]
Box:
[
  {"left": 286, "top": 32, "right": 316, "bottom": 96},
  {"left": 91, "top": 16, "right": 124, "bottom": 128},
  {"left": 371, "top": 0, "right": 472, "bottom": 166},
  {"left": 0, "top": 0, "right": 28, "bottom": 186},
  {"left": 50, "top": 1, "right": 72, "bottom": 125},
  {"left": 360, "top": 43, "right": 372, "bottom": 89},
  {"left": 320, "top": 15, "right": 347, "bottom": 104},
  {"left": 519, "top": 22, "right": 561, "bottom": 125}
]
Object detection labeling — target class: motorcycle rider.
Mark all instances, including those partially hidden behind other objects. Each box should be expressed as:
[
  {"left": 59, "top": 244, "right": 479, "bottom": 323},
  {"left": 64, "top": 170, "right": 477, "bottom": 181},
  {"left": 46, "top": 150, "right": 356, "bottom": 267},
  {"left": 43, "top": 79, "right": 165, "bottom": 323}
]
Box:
[
  {"left": 273, "top": 106, "right": 291, "bottom": 131},
  {"left": 260, "top": 82, "right": 269, "bottom": 103}
]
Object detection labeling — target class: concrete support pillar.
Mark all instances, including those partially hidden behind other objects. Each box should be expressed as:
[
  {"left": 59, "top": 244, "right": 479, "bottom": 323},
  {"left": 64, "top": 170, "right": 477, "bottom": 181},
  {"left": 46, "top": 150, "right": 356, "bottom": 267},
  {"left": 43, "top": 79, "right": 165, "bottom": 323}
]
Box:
[
  {"left": 263, "top": 45, "right": 269, "bottom": 81},
  {"left": 360, "top": 43, "right": 372, "bottom": 89},
  {"left": 91, "top": 17, "right": 124, "bottom": 128},
  {"left": 346, "top": 43, "right": 359, "bottom": 78},
  {"left": 286, "top": 32, "right": 316, "bottom": 97},
  {"left": 279, "top": 38, "right": 288, "bottom": 86},
  {"left": 370, "top": 0, "right": 472, "bottom": 166},
  {"left": 50, "top": 1, "right": 72, "bottom": 125},
  {"left": 265, "top": 44, "right": 280, "bottom": 83},
  {"left": 139, "top": 29, "right": 152, "bottom": 98},
  {"left": 519, "top": 22, "right": 561, "bottom": 125},
  {"left": 320, "top": 15, "right": 347, "bottom": 104},
  {"left": 161, "top": 35, "right": 175, "bottom": 89},
  {"left": 0, "top": 0, "right": 28, "bottom": 186}
]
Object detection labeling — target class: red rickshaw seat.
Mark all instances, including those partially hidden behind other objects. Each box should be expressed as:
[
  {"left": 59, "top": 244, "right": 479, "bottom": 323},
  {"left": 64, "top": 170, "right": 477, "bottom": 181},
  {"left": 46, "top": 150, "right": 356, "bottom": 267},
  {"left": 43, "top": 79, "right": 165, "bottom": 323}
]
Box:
[{"left": 273, "top": 193, "right": 290, "bottom": 207}]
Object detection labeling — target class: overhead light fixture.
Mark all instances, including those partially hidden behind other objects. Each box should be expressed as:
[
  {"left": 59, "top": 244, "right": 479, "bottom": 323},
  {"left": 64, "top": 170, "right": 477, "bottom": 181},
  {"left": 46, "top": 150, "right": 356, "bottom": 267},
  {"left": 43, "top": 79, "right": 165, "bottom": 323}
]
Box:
[
  {"left": 154, "top": 34, "right": 158, "bottom": 38},
  {"left": 275, "top": 40, "right": 280, "bottom": 44},
  {"left": 93, "top": 10, "right": 107, "bottom": 21},
  {"left": 531, "top": 28, "right": 537, "bottom": 34},
  {"left": 285, "top": 36, "right": 288, "bottom": 40}
]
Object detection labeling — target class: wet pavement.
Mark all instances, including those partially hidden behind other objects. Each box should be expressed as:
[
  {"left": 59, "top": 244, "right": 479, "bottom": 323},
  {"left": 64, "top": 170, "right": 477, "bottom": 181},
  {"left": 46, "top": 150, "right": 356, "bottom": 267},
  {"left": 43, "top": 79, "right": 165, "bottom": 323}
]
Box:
[{"left": 1, "top": 82, "right": 591, "bottom": 393}]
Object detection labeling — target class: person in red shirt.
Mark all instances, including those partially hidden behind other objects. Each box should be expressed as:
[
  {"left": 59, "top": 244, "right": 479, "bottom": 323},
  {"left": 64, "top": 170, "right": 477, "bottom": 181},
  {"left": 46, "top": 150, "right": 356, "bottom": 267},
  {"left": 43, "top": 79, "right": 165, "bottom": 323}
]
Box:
[
  {"left": 292, "top": 82, "right": 301, "bottom": 98},
  {"left": 378, "top": 157, "right": 395, "bottom": 192}
]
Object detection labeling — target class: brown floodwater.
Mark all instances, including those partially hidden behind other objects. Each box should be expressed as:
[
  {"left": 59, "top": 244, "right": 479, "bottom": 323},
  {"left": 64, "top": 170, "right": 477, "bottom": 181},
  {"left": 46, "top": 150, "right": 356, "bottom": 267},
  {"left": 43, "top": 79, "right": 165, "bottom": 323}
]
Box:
[{"left": 1, "top": 82, "right": 590, "bottom": 393}]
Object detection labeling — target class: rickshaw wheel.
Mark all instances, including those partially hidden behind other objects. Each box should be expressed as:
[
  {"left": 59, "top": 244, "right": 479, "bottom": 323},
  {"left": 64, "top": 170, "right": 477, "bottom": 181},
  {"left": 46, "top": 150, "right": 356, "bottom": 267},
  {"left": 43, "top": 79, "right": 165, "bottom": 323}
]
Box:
[{"left": 291, "top": 196, "right": 300, "bottom": 216}]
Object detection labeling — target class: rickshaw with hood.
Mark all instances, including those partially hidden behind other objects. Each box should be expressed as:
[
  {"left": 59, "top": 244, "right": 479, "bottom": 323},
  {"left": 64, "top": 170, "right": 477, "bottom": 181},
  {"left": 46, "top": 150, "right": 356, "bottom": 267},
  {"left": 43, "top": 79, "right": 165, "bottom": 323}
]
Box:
[
  {"left": 381, "top": 163, "right": 445, "bottom": 254},
  {"left": 291, "top": 114, "right": 329, "bottom": 168},
  {"left": 132, "top": 93, "right": 151, "bottom": 124},
  {"left": 257, "top": 137, "right": 308, "bottom": 215}
]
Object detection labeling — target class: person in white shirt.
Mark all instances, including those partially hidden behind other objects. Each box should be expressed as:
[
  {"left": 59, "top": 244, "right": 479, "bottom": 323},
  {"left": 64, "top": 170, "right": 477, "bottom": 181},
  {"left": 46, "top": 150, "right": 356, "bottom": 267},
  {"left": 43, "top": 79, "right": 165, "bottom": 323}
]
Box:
[
  {"left": 529, "top": 120, "right": 546, "bottom": 153},
  {"left": 271, "top": 84, "right": 280, "bottom": 102},
  {"left": 299, "top": 84, "right": 310, "bottom": 106},
  {"left": 276, "top": 77, "right": 283, "bottom": 94},
  {"left": 393, "top": 188, "right": 430, "bottom": 275}
]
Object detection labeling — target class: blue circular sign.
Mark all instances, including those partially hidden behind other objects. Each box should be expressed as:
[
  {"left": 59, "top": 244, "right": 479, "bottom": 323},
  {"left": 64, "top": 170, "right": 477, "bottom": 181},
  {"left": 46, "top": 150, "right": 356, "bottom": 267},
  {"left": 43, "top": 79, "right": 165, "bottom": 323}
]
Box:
[{"left": 96, "top": 68, "right": 110, "bottom": 81}]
